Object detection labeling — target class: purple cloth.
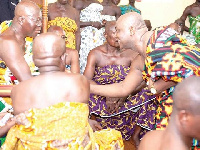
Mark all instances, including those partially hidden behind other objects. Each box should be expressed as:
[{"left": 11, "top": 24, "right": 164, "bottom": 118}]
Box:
[{"left": 89, "top": 65, "right": 157, "bottom": 140}]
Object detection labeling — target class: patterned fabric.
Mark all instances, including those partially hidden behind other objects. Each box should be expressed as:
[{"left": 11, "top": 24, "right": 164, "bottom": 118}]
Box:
[
  {"left": 1, "top": 102, "right": 124, "bottom": 150},
  {"left": 48, "top": 17, "right": 78, "bottom": 49},
  {"left": 119, "top": 5, "right": 141, "bottom": 15},
  {"left": 2, "top": 102, "right": 93, "bottom": 149},
  {"left": 142, "top": 26, "right": 200, "bottom": 147},
  {"left": 90, "top": 65, "right": 156, "bottom": 140},
  {"left": 79, "top": 3, "right": 116, "bottom": 74},
  {"left": 0, "top": 20, "right": 38, "bottom": 146},
  {"left": 189, "top": 15, "right": 200, "bottom": 44},
  {"left": 94, "top": 128, "right": 124, "bottom": 150}
]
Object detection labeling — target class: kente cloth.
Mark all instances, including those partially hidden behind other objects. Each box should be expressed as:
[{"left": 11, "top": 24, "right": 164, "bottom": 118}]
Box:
[
  {"left": 48, "top": 17, "right": 78, "bottom": 49},
  {"left": 0, "top": 20, "right": 39, "bottom": 146},
  {"left": 119, "top": 5, "right": 141, "bottom": 15},
  {"left": 79, "top": 3, "right": 116, "bottom": 74},
  {"left": 143, "top": 26, "right": 200, "bottom": 147},
  {"left": 189, "top": 15, "right": 200, "bottom": 44},
  {"left": 89, "top": 65, "right": 156, "bottom": 140},
  {"left": 1, "top": 102, "right": 124, "bottom": 150},
  {"left": 94, "top": 128, "right": 124, "bottom": 150},
  {"left": 1, "top": 102, "right": 93, "bottom": 149}
]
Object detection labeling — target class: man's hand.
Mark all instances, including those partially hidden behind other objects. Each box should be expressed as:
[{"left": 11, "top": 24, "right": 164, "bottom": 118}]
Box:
[
  {"left": 106, "top": 97, "right": 119, "bottom": 113},
  {"left": 14, "top": 112, "right": 30, "bottom": 126},
  {"left": 91, "top": 22, "right": 102, "bottom": 29},
  {"left": 88, "top": 119, "right": 102, "bottom": 132},
  {"left": 106, "top": 97, "right": 127, "bottom": 114}
]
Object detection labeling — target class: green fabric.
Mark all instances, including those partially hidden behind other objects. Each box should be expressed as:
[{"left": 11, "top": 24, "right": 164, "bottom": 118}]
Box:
[
  {"left": 0, "top": 101, "right": 6, "bottom": 146},
  {"left": 120, "top": 5, "right": 141, "bottom": 15},
  {"left": 0, "top": 136, "right": 6, "bottom": 147},
  {"left": 0, "top": 101, "right": 5, "bottom": 112},
  {"left": 189, "top": 15, "right": 200, "bottom": 44}
]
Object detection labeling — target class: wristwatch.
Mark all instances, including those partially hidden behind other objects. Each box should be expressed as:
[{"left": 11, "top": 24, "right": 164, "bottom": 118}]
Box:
[{"left": 150, "top": 83, "right": 157, "bottom": 94}]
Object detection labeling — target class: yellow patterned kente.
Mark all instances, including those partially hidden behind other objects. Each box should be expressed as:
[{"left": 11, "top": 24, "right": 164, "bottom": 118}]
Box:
[{"left": 48, "top": 17, "right": 78, "bottom": 49}]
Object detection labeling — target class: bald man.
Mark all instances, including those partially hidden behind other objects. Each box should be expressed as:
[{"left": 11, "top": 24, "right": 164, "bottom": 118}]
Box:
[
  {"left": 0, "top": 1, "right": 41, "bottom": 83},
  {"left": 90, "top": 12, "right": 200, "bottom": 147},
  {"left": 2, "top": 32, "right": 124, "bottom": 150},
  {"left": 48, "top": 26, "right": 80, "bottom": 73},
  {"left": 139, "top": 76, "right": 200, "bottom": 150},
  {"left": 2, "top": 32, "right": 90, "bottom": 149}
]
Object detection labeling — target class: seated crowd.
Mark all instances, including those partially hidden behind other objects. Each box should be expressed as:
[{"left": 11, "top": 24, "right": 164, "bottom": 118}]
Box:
[{"left": 0, "top": 0, "right": 200, "bottom": 150}]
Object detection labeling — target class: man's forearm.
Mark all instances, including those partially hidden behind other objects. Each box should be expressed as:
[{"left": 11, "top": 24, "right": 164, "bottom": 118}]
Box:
[{"left": 90, "top": 83, "right": 130, "bottom": 97}]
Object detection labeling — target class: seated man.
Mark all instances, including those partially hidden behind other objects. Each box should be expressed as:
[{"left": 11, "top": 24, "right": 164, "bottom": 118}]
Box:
[
  {"left": 139, "top": 76, "right": 200, "bottom": 150},
  {"left": 1, "top": 32, "right": 124, "bottom": 149},
  {"left": 48, "top": 25, "right": 80, "bottom": 73},
  {"left": 84, "top": 21, "right": 156, "bottom": 147}
]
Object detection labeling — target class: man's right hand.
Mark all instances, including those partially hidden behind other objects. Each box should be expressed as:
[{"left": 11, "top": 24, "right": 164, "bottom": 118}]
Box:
[{"left": 88, "top": 119, "right": 102, "bottom": 131}]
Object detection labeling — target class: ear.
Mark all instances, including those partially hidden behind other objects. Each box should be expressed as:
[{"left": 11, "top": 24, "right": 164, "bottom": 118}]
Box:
[
  {"left": 178, "top": 110, "right": 190, "bottom": 128},
  {"left": 104, "top": 32, "right": 107, "bottom": 38},
  {"left": 18, "top": 16, "right": 25, "bottom": 25},
  {"left": 61, "top": 53, "right": 67, "bottom": 64},
  {"left": 129, "top": 26, "right": 135, "bottom": 36}
]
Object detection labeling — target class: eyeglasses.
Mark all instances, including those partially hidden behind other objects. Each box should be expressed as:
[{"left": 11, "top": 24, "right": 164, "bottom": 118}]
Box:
[
  {"left": 26, "top": 15, "right": 42, "bottom": 26},
  {"left": 61, "top": 35, "right": 67, "bottom": 40}
]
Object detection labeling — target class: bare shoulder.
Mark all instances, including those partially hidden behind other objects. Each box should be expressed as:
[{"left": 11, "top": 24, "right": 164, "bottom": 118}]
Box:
[
  {"left": 64, "top": 73, "right": 89, "bottom": 87},
  {"left": 139, "top": 130, "right": 162, "bottom": 150},
  {"left": 71, "top": 6, "right": 79, "bottom": 13},
  {"left": 90, "top": 45, "right": 105, "bottom": 55},
  {"left": 48, "top": 2, "right": 55, "bottom": 10},
  {"left": 114, "top": 5, "right": 121, "bottom": 11},
  {"left": 0, "top": 35, "right": 19, "bottom": 54},
  {"left": 74, "top": 0, "right": 85, "bottom": 10},
  {"left": 64, "top": 73, "right": 90, "bottom": 103},
  {"left": 184, "top": 4, "right": 193, "bottom": 14},
  {"left": 11, "top": 77, "right": 36, "bottom": 109}
]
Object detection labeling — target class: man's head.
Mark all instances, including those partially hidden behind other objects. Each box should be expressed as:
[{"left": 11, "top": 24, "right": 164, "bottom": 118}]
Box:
[
  {"left": 173, "top": 76, "right": 200, "bottom": 140},
  {"left": 104, "top": 21, "right": 119, "bottom": 48},
  {"left": 13, "top": 1, "right": 42, "bottom": 37},
  {"left": 32, "top": 32, "right": 66, "bottom": 71},
  {"left": 116, "top": 12, "right": 147, "bottom": 50},
  {"left": 48, "top": 26, "right": 67, "bottom": 40}
]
